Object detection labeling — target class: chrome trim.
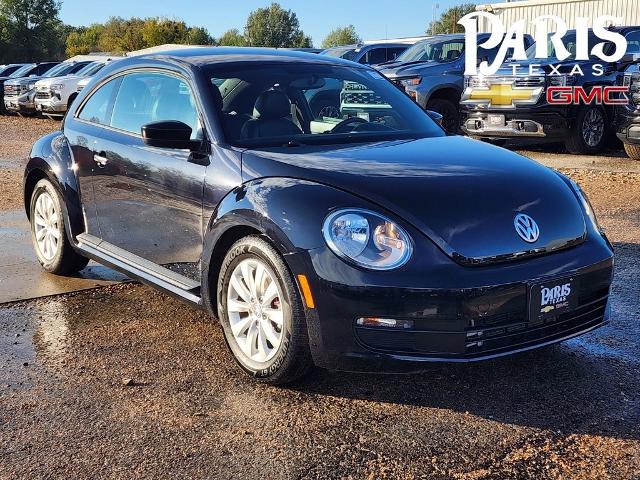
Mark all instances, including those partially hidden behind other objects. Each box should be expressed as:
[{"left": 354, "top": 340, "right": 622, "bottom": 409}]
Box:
[{"left": 463, "top": 118, "right": 546, "bottom": 138}]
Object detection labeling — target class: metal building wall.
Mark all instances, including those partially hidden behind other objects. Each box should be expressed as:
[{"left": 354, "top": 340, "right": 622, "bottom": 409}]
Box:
[{"left": 476, "top": 0, "right": 640, "bottom": 34}]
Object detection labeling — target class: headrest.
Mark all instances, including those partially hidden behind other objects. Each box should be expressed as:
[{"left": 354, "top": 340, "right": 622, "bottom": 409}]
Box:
[{"left": 253, "top": 89, "right": 291, "bottom": 120}]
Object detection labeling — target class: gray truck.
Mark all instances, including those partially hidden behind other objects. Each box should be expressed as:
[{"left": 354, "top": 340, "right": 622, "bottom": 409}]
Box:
[{"left": 376, "top": 34, "right": 533, "bottom": 133}]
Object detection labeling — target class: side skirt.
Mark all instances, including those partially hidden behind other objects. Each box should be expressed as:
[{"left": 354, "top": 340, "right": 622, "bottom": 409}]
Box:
[{"left": 75, "top": 233, "right": 203, "bottom": 307}]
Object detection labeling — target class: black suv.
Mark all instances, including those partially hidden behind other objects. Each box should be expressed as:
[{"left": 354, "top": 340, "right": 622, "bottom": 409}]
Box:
[
  {"left": 615, "top": 63, "right": 640, "bottom": 159},
  {"left": 461, "top": 27, "right": 640, "bottom": 154}
]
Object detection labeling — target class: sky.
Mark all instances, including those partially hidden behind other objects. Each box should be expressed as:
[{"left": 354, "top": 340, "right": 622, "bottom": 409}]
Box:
[{"left": 59, "top": 0, "right": 476, "bottom": 47}]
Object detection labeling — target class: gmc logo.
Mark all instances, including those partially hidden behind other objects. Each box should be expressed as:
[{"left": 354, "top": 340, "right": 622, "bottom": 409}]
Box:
[{"left": 547, "top": 86, "right": 629, "bottom": 105}]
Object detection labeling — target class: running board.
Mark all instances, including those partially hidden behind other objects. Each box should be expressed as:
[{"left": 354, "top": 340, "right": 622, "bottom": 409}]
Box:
[{"left": 75, "top": 233, "right": 202, "bottom": 306}]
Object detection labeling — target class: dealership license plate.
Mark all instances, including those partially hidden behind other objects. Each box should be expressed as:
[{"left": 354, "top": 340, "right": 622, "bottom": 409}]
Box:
[
  {"left": 529, "top": 276, "right": 578, "bottom": 325},
  {"left": 487, "top": 114, "right": 506, "bottom": 127}
]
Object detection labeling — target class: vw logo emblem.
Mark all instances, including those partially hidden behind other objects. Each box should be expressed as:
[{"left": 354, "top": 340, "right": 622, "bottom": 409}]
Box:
[{"left": 514, "top": 213, "right": 540, "bottom": 243}]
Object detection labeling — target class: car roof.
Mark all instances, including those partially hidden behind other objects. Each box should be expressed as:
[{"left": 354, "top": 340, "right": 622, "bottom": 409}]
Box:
[{"left": 123, "top": 47, "right": 365, "bottom": 68}]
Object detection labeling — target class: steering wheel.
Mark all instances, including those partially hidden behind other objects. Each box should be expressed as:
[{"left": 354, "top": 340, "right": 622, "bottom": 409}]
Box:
[{"left": 331, "top": 116, "right": 369, "bottom": 134}]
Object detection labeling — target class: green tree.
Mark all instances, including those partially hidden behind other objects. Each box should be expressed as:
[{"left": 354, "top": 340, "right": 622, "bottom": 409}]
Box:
[
  {"left": 99, "top": 17, "right": 145, "bottom": 54},
  {"left": 0, "top": 0, "right": 63, "bottom": 61},
  {"left": 321, "top": 25, "right": 361, "bottom": 48},
  {"left": 244, "top": 2, "right": 311, "bottom": 48},
  {"left": 427, "top": 3, "right": 476, "bottom": 35},
  {"left": 65, "top": 23, "right": 104, "bottom": 56},
  {"left": 185, "top": 26, "right": 213, "bottom": 45},
  {"left": 218, "top": 28, "right": 246, "bottom": 46},
  {"left": 141, "top": 18, "right": 189, "bottom": 47}
]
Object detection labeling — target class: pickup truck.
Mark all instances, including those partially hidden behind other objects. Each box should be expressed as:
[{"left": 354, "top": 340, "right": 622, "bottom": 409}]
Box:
[
  {"left": 34, "top": 58, "right": 119, "bottom": 117},
  {"left": 0, "top": 63, "right": 59, "bottom": 114},
  {"left": 615, "top": 62, "right": 640, "bottom": 160},
  {"left": 4, "top": 61, "right": 91, "bottom": 115},
  {"left": 460, "top": 27, "right": 640, "bottom": 154},
  {"left": 376, "top": 34, "right": 533, "bottom": 133}
]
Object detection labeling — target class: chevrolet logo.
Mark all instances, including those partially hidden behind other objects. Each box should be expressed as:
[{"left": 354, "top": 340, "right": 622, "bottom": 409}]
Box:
[{"left": 462, "top": 83, "right": 541, "bottom": 108}]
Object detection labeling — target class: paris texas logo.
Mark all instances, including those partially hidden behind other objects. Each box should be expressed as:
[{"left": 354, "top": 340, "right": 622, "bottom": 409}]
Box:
[{"left": 458, "top": 13, "right": 631, "bottom": 106}]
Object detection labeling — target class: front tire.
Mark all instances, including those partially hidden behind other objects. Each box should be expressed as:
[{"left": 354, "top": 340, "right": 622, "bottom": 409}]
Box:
[
  {"left": 426, "top": 98, "right": 460, "bottom": 134},
  {"left": 29, "top": 178, "right": 89, "bottom": 274},
  {"left": 623, "top": 143, "right": 640, "bottom": 160},
  {"left": 565, "top": 105, "right": 607, "bottom": 154},
  {"left": 217, "top": 236, "right": 313, "bottom": 384}
]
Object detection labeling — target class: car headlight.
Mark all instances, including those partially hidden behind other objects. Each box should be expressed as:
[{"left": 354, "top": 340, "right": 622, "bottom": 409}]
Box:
[
  {"left": 50, "top": 84, "right": 63, "bottom": 91},
  {"left": 322, "top": 209, "right": 413, "bottom": 270},
  {"left": 569, "top": 179, "right": 600, "bottom": 232},
  {"left": 27, "top": 82, "right": 37, "bottom": 90},
  {"left": 401, "top": 76, "right": 421, "bottom": 87}
]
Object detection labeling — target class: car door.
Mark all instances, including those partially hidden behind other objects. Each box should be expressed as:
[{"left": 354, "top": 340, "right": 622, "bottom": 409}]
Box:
[{"left": 91, "top": 71, "right": 207, "bottom": 268}]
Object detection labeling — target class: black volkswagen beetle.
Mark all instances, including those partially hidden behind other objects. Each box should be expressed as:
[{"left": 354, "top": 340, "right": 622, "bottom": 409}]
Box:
[{"left": 24, "top": 48, "right": 614, "bottom": 384}]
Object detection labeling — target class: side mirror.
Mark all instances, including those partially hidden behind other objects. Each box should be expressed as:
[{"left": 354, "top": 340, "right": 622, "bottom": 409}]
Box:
[
  {"left": 141, "top": 121, "right": 200, "bottom": 150},
  {"left": 426, "top": 109, "right": 443, "bottom": 126}
]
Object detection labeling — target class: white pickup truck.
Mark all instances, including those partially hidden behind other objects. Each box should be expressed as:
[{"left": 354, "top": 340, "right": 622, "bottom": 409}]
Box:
[{"left": 34, "top": 57, "right": 120, "bottom": 117}]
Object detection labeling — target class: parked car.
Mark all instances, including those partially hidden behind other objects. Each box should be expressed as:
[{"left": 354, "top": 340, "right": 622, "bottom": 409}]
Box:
[
  {"left": 24, "top": 48, "right": 613, "bottom": 384},
  {"left": 321, "top": 39, "right": 421, "bottom": 65},
  {"left": 460, "top": 27, "right": 640, "bottom": 154},
  {"left": 4, "top": 60, "right": 92, "bottom": 115},
  {"left": 615, "top": 62, "right": 640, "bottom": 160},
  {"left": 377, "top": 34, "right": 533, "bottom": 133},
  {"left": 34, "top": 58, "right": 120, "bottom": 117},
  {"left": 76, "top": 76, "right": 91, "bottom": 93},
  {"left": 0, "top": 62, "right": 59, "bottom": 114},
  {"left": 0, "top": 64, "right": 29, "bottom": 78}
]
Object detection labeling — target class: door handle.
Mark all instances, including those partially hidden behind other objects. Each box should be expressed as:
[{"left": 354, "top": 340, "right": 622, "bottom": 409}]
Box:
[{"left": 93, "top": 152, "right": 108, "bottom": 167}]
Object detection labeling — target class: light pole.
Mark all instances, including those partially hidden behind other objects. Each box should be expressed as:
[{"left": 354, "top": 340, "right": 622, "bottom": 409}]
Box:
[{"left": 432, "top": 3, "right": 440, "bottom": 36}]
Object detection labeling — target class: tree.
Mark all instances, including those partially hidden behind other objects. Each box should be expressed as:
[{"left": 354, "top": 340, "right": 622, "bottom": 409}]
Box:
[
  {"left": 98, "top": 17, "right": 145, "bottom": 54},
  {"left": 65, "top": 24, "right": 104, "bottom": 56},
  {"left": 218, "top": 28, "right": 246, "bottom": 46},
  {"left": 185, "top": 26, "right": 213, "bottom": 46},
  {"left": 0, "top": 0, "right": 64, "bottom": 61},
  {"left": 321, "top": 25, "right": 361, "bottom": 49},
  {"left": 141, "top": 18, "right": 189, "bottom": 47},
  {"left": 427, "top": 3, "right": 476, "bottom": 35},
  {"left": 244, "top": 2, "right": 311, "bottom": 48}
]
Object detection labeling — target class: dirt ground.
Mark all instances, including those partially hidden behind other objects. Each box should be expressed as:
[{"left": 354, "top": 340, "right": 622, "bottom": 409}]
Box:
[{"left": 0, "top": 115, "right": 639, "bottom": 479}]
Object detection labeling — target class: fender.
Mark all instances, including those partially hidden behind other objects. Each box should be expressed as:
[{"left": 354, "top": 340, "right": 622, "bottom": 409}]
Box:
[
  {"left": 200, "top": 177, "right": 377, "bottom": 313},
  {"left": 24, "top": 131, "right": 85, "bottom": 240}
]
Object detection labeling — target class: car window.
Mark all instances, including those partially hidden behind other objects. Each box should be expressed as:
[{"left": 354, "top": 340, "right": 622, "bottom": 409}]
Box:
[
  {"left": 110, "top": 72, "right": 201, "bottom": 139},
  {"left": 360, "top": 48, "right": 387, "bottom": 65},
  {"left": 207, "top": 63, "right": 444, "bottom": 147},
  {"left": 78, "top": 78, "right": 120, "bottom": 125},
  {"left": 626, "top": 30, "right": 640, "bottom": 54},
  {"left": 387, "top": 47, "right": 406, "bottom": 61}
]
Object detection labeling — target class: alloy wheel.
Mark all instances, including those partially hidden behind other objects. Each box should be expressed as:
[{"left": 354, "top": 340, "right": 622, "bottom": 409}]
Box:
[
  {"left": 33, "top": 191, "right": 60, "bottom": 261},
  {"left": 582, "top": 109, "right": 605, "bottom": 147},
  {"left": 226, "top": 258, "right": 284, "bottom": 363}
]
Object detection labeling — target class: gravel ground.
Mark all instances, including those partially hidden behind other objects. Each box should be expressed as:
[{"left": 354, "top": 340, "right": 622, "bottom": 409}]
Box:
[
  {"left": 0, "top": 116, "right": 59, "bottom": 211},
  {"left": 1, "top": 116, "right": 639, "bottom": 479}
]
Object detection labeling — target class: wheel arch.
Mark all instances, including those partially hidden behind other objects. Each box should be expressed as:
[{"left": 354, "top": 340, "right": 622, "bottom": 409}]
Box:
[
  {"left": 24, "top": 132, "right": 85, "bottom": 239},
  {"left": 424, "top": 85, "right": 462, "bottom": 105}
]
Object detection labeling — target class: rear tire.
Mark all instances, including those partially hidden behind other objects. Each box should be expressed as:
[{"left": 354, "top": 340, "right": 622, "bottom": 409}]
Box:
[
  {"left": 565, "top": 105, "right": 607, "bottom": 154},
  {"left": 623, "top": 143, "right": 640, "bottom": 160},
  {"left": 217, "top": 236, "right": 313, "bottom": 385},
  {"left": 29, "top": 178, "right": 89, "bottom": 274},
  {"left": 426, "top": 98, "right": 460, "bottom": 134}
]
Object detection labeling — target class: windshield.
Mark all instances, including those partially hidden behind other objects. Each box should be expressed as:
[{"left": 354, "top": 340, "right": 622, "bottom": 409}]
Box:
[
  {"left": 207, "top": 63, "right": 443, "bottom": 147},
  {"left": 77, "top": 62, "right": 105, "bottom": 77},
  {"left": 397, "top": 38, "right": 464, "bottom": 63},
  {"left": 525, "top": 32, "right": 611, "bottom": 61},
  {"left": 42, "top": 63, "right": 72, "bottom": 78},
  {"left": 322, "top": 47, "right": 359, "bottom": 62},
  {"left": 9, "top": 64, "right": 35, "bottom": 78}
]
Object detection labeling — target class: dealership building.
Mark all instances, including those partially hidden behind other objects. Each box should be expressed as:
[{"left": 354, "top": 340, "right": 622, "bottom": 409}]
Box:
[{"left": 475, "top": 0, "right": 640, "bottom": 33}]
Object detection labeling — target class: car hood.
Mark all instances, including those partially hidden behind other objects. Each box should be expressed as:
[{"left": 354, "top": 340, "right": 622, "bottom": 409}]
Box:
[
  {"left": 36, "top": 74, "right": 82, "bottom": 86},
  {"left": 378, "top": 61, "right": 440, "bottom": 78},
  {"left": 241, "top": 136, "right": 586, "bottom": 264}
]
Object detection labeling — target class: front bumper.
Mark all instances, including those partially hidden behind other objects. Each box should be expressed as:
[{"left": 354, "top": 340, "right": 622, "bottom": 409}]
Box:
[
  {"left": 35, "top": 96, "right": 67, "bottom": 114},
  {"left": 461, "top": 105, "right": 573, "bottom": 140},
  {"left": 287, "top": 236, "right": 614, "bottom": 373},
  {"left": 615, "top": 110, "right": 640, "bottom": 145},
  {"left": 4, "top": 92, "right": 36, "bottom": 113}
]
